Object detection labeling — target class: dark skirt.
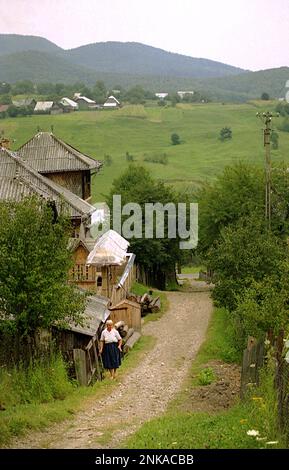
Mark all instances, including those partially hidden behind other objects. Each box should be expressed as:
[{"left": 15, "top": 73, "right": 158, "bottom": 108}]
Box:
[{"left": 102, "top": 342, "right": 121, "bottom": 369}]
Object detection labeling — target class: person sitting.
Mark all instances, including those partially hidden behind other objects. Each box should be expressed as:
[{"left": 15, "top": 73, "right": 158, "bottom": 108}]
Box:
[{"left": 99, "top": 320, "right": 122, "bottom": 379}]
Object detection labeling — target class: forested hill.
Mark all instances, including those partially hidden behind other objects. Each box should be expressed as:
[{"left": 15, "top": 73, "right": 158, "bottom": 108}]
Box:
[
  {"left": 65, "top": 41, "right": 245, "bottom": 78},
  {"left": 0, "top": 34, "right": 288, "bottom": 102},
  {"left": 0, "top": 34, "right": 62, "bottom": 55},
  {"left": 0, "top": 34, "right": 245, "bottom": 85}
]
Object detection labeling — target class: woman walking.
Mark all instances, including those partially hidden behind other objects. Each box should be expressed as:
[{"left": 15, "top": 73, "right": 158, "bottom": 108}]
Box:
[{"left": 99, "top": 320, "right": 122, "bottom": 379}]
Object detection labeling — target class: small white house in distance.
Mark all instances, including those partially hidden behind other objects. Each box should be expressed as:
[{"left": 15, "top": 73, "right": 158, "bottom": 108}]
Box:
[
  {"left": 59, "top": 97, "right": 79, "bottom": 111},
  {"left": 103, "top": 95, "right": 121, "bottom": 109},
  {"left": 155, "top": 92, "right": 168, "bottom": 100},
  {"left": 74, "top": 96, "right": 97, "bottom": 110},
  {"left": 34, "top": 101, "right": 62, "bottom": 114},
  {"left": 177, "top": 91, "right": 194, "bottom": 99}
]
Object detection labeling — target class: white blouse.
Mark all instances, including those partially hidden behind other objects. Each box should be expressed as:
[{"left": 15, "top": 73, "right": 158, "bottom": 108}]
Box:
[{"left": 101, "top": 328, "right": 121, "bottom": 344}]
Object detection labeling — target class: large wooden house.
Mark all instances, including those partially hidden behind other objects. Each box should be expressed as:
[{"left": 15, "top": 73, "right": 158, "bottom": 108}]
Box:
[
  {"left": 17, "top": 132, "right": 102, "bottom": 202},
  {"left": 0, "top": 147, "right": 96, "bottom": 225}
]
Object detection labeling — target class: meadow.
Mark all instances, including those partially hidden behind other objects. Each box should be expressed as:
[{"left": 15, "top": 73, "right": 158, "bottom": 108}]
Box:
[{"left": 1, "top": 101, "right": 287, "bottom": 202}]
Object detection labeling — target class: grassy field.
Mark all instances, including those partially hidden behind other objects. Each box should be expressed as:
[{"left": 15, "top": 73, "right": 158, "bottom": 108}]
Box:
[{"left": 1, "top": 101, "right": 287, "bottom": 201}]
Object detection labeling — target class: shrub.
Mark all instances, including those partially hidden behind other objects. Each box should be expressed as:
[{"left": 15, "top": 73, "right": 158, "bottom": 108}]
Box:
[
  {"left": 171, "top": 133, "right": 180, "bottom": 145},
  {"left": 198, "top": 367, "right": 215, "bottom": 385},
  {"left": 104, "top": 154, "right": 112, "bottom": 166},
  {"left": 219, "top": 127, "right": 232, "bottom": 141},
  {"left": 143, "top": 153, "right": 168, "bottom": 165}
]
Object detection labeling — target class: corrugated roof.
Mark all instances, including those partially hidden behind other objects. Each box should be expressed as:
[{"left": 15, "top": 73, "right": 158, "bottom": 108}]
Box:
[
  {"left": 87, "top": 230, "right": 129, "bottom": 266},
  {"left": 12, "top": 98, "right": 35, "bottom": 107},
  {"left": 0, "top": 147, "right": 96, "bottom": 219},
  {"left": 76, "top": 96, "right": 96, "bottom": 104},
  {"left": 34, "top": 101, "right": 54, "bottom": 112},
  {"left": 60, "top": 97, "right": 78, "bottom": 109},
  {"left": 17, "top": 132, "right": 102, "bottom": 173},
  {"left": 67, "top": 293, "right": 110, "bottom": 337},
  {"left": 104, "top": 95, "right": 120, "bottom": 105}
]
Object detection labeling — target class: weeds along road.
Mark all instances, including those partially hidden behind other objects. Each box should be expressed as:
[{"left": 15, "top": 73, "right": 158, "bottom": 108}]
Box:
[{"left": 11, "top": 291, "right": 212, "bottom": 449}]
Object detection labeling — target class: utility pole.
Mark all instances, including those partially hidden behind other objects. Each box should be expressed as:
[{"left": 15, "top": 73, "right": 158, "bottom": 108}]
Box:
[{"left": 256, "top": 111, "right": 279, "bottom": 229}]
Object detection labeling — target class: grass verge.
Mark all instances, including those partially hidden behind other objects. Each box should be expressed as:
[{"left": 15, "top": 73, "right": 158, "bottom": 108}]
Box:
[
  {"left": 124, "top": 308, "right": 286, "bottom": 449},
  {"left": 0, "top": 335, "right": 155, "bottom": 447}
]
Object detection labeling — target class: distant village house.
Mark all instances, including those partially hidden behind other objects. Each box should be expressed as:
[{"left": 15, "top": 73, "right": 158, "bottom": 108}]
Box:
[
  {"left": 34, "top": 101, "right": 63, "bottom": 114},
  {"left": 103, "top": 95, "right": 121, "bottom": 109},
  {"left": 177, "top": 91, "right": 194, "bottom": 99},
  {"left": 59, "top": 97, "right": 79, "bottom": 112},
  {"left": 74, "top": 95, "right": 97, "bottom": 110},
  {"left": 155, "top": 92, "right": 168, "bottom": 100}
]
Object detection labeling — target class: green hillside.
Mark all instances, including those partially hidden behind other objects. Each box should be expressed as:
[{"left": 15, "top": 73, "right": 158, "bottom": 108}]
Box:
[{"left": 1, "top": 101, "right": 287, "bottom": 201}]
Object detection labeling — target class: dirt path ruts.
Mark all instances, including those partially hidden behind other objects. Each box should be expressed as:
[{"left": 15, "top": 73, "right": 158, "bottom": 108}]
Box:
[{"left": 11, "top": 291, "right": 212, "bottom": 449}]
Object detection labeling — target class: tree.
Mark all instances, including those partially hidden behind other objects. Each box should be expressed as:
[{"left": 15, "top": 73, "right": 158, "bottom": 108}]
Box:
[
  {"left": 270, "top": 130, "right": 279, "bottom": 149},
  {"left": 7, "top": 105, "right": 19, "bottom": 118},
  {"left": 93, "top": 80, "right": 107, "bottom": 104},
  {"left": 0, "top": 198, "right": 86, "bottom": 336},
  {"left": 261, "top": 92, "right": 270, "bottom": 101},
  {"left": 207, "top": 215, "right": 285, "bottom": 311},
  {"left": 0, "top": 94, "right": 12, "bottom": 105},
  {"left": 0, "top": 82, "right": 11, "bottom": 95},
  {"left": 104, "top": 154, "right": 113, "bottom": 166},
  {"left": 171, "top": 133, "right": 180, "bottom": 145},
  {"left": 107, "top": 166, "right": 181, "bottom": 289},
  {"left": 126, "top": 151, "right": 134, "bottom": 162},
  {"left": 219, "top": 127, "right": 232, "bottom": 141},
  {"left": 234, "top": 268, "right": 289, "bottom": 348},
  {"left": 12, "top": 80, "right": 34, "bottom": 94},
  {"left": 197, "top": 163, "right": 264, "bottom": 254},
  {"left": 125, "top": 86, "right": 146, "bottom": 104}
]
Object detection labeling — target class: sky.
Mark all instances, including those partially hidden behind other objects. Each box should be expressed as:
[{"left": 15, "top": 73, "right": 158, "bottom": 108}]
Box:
[{"left": 0, "top": 0, "right": 288, "bottom": 71}]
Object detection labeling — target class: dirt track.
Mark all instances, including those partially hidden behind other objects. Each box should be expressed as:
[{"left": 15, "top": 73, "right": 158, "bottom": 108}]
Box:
[{"left": 11, "top": 291, "right": 212, "bottom": 449}]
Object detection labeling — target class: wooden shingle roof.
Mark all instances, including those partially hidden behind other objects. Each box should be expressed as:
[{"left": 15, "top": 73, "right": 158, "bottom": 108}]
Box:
[
  {"left": 0, "top": 147, "right": 96, "bottom": 220},
  {"left": 67, "top": 293, "right": 110, "bottom": 337},
  {"left": 17, "top": 132, "right": 102, "bottom": 174}
]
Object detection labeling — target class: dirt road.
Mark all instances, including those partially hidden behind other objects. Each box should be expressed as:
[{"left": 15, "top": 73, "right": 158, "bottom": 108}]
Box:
[{"left": 11, "top": 291, "right": 212, "bottom": 449}]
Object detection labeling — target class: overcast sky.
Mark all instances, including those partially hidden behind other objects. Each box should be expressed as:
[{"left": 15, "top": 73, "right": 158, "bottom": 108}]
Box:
[{"left": 0, "top": 0, "right": 288, "bottom": 71}]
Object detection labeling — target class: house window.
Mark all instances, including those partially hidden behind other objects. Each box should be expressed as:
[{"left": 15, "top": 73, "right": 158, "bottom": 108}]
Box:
[{"left": 97, "top": 276, "right": 102, "bottom": 287}]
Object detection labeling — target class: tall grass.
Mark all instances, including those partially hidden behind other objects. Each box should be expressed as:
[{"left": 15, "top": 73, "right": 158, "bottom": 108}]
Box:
[{"left": 0, "top": 353, "right": 74, "bottom": 408}]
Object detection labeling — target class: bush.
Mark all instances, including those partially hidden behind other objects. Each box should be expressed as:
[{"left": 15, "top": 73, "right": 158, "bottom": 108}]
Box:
[
  {"left": 104, "top": 154, "right": 112, "bottom": 166},
  {"left": 143, "top": 153, "right": 168, "bottom": 165},
  {"left": 278, "top": 117, "right": 289, "bottom": 133},
  {"left": 171, "top": 133, "right": 180, "bottom": 145},
  {"left": 126, "top": 151, "right": 134, "bottom": 162},
  {"left": 261, "top": 92, "right": 270, "bottom": 101},
  {"left": 198, "top": 367, "right": 215, "bottom": 385},
  {"left": 219, "top": 127, "right": 232, "bottom": 141}
]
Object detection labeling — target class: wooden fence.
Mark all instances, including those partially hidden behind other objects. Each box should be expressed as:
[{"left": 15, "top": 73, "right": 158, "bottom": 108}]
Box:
[
  {"left": 73, "top": 336, "right": 102, "bottom": 386},
  {"left": 241, "top": 331, "right": 289, "bottom": 444},
  {"left": 240, "top": 336, "right": 265, "bottom": 398}
]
